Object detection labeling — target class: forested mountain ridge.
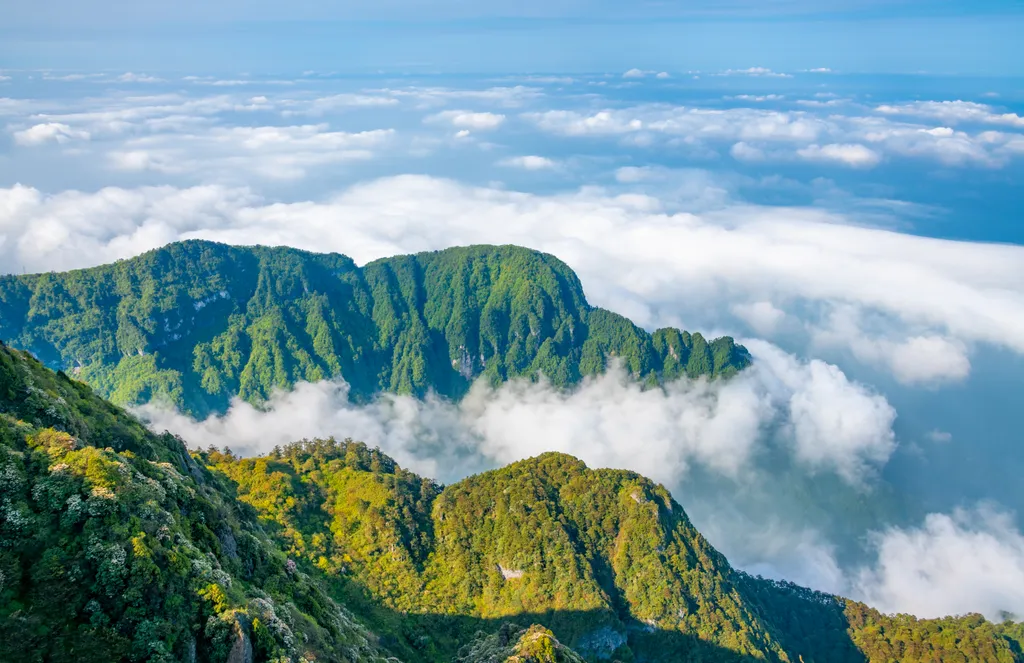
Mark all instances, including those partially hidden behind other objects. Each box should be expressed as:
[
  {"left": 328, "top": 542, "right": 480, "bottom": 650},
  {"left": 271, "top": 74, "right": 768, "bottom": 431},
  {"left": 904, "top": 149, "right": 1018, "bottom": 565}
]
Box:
[
  {"left": 0, "top": 241, "right": 750, "bottom": 416},
  {"left": 0, "top": 341, "right": 397, "bottom": 663},
  {"left": 205, "top": 438, "right": 1024, "bottom": 663},
  {"left": 2, "top": 339, "right": 1023, "bottom": 663}
]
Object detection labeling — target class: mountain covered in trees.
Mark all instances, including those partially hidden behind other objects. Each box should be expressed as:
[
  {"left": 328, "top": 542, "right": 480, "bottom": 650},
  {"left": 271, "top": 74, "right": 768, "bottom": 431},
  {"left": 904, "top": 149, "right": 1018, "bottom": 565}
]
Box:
[
  {"left": 2, "top": 340, "right": 1023, "bottom": 663},
  {"left": 0, "top": 241, "right": 750, "bottom": 417}
]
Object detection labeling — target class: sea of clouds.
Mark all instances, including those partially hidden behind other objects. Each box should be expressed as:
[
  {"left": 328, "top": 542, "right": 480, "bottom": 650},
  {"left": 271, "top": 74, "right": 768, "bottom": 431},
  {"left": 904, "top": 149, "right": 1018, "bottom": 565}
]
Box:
[{"left": 3, "top": 72, "right": 1024, "bottom": 620}]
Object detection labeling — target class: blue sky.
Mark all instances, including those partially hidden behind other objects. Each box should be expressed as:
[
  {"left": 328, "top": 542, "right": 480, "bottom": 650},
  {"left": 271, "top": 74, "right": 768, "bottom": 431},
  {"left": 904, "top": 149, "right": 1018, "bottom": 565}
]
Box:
[
  {"left": 2, "top": 0, "right": 1024, "bottom": 74},
  {"left": 2, "top": 0, "right": 1024, "bottom": 622}
]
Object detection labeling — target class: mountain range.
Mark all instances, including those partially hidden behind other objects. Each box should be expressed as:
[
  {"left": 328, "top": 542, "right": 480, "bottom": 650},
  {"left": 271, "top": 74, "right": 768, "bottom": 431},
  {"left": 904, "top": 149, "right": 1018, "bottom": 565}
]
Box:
[
  {"left": 1, "top": 241, "right": 1022, "bottom": 663},
  {"left": 0, "top": 241, "right": 749, "bottom": 417},
  {"left": 2, "top": 340, "right": 1022, "bottom": 663}
]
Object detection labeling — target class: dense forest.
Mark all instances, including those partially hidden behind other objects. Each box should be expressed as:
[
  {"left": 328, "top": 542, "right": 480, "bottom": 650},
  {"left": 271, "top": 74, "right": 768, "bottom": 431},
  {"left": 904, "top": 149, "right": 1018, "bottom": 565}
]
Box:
[
  {"left": 0, "top": 241, "right": 749, "bottom": 416},
  {"left": 2, "top": 340, "right": 1022, "bottom": 663}
]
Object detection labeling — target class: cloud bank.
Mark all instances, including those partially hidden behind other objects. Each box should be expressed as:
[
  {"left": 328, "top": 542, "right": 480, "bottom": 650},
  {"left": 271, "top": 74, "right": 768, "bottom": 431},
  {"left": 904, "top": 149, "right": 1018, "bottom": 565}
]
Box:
[
  {"left": 139, "top": 345, "right": 894, "bottom": 487},
  {"left": 2, "top": 174, "right": 1022, "bottom": 385},
  {"left": 856, "top": 506, "right": 1024, "bottom": 620}
]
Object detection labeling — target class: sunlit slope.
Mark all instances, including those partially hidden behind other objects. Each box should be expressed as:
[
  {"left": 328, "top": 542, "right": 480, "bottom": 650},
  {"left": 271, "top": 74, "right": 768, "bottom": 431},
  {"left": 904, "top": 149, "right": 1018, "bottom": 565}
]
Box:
[
  {"left": 0, "top": 341, "right": 395, "bottom": 663},
  {"left": 208, "top": 438, "right": 1024, "bottom": 663}
]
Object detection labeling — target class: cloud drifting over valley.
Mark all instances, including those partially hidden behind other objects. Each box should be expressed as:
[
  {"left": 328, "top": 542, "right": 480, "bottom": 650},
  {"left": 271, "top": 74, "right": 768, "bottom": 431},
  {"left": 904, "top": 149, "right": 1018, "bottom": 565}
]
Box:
[
  {"left": 138, "top": 343, "right": 1024, "bottom": 621},
  {"left": 138, "top": 347, "right": 895, "bottom": 488}
]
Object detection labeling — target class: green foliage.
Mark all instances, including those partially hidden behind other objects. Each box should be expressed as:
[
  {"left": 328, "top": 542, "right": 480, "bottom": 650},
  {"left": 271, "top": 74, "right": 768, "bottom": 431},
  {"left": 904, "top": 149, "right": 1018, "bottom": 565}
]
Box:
[
  {"left": 207, "top": 441, "right": 788, "bottom": 661},
  {"left": 207, "top": 438, "right": 1024, "bottom": 663},
  {"left": 456, "top": 624, "right": 588, "bottom": 663},
  {"left": 3, "top": 342, "right": 1021, "bottom": 663},
  {"left": 735, "top": 573, "right": 1024, "bottom": 663},
  {"left": 0, "top": 342, "right": 396, "bottom": 663},
  {"left": 0, "top": 241, "right": 750, "bottom": 416},
  {"left": 844, "top": 601, "right": 1024, "bottom": 663}
]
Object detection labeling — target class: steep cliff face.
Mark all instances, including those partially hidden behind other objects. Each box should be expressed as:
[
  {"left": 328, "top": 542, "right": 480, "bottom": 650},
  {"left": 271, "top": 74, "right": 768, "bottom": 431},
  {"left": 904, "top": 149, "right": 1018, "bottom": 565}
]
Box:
[{"left": 0, "top": 241, "right": 750, "bottom": 416}]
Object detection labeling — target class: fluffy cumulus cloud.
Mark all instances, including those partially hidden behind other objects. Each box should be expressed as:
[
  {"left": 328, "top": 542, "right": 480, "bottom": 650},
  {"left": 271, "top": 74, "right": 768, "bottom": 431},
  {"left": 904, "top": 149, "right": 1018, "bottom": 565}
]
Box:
[
  {"left": 139, "top": 348, "right": 894, "bottom": 487},
  {"left": 498, "top": 155, "right": 558, "bottom": 170},
  {"left": 426, "top": 109, "right": 507, "bottom": 130},
  {"left": 796, "top": 143, "right": 882, "bottom": 168},
  {"left": 2, "top": 174, "right": 1024, "bottom": 383},
  {"left": 13, "top": 122, "right": 91, "bottom": 145},
  {"left": 855, "top": 507, "right": 1024, "bottom": 620},
  {"left": 813, "top": 306, "right": 973, "bottom": 385},
  {"left": 117, "top": 72, "right": 164, "bottom": 83},
  {"left": 281, "top": 93, "right": 400, "bottom": 117},
  {"left": 751, "top": 341, "right": 896, "bottom": 484}
]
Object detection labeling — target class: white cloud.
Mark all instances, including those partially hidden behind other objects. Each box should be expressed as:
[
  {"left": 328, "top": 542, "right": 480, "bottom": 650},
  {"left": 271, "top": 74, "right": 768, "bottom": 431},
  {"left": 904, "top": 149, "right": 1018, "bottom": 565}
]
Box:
[
  {"left": 729, "top": 94, "right": 784, "bottom": 102},
  {"left": 426, "top": 110, "right": 506, "bottom": 130},
  {"left": 526, "top": 103, "right": 1019, "bottom": 168},
  {"left": 720, "top": 67, "right": 793, "bottom": 78},
  {"left": 876, "top": 100, "right": 1024, "bottom": 129},
  {"left": 117, "top": 72, "right": 164, "bottom": 83},
  {"left": 281, "top": 93, "right": 399, "bottom": 117},
  {"left": 41, "top": 73, "right": 102, "bottom": 81},
  {"left": 621, "top": 69, "right": 669, "bottom": 80},
  {"left": 528, "top": 107, "right": 827, "bottom": 143},
  {"left": 498, "top": 155, "right": 558, "bottom": 170},
  {"left": 750, "top": 341, "right": 896, "bottom": 484},
  {"left": 926, "top": 429, "right": 953, "bottom": 443},
  {"left": 108, "top": 125, "right": 394, "bottom": 180},
  {"left": 730, "top": 141, "right": 766, "bottom": 162},
  {"left": 855, "top": 506, "right": 1024, "bottom": 620},
  {"left": 2, "top": 174, "right": 1023, "bottom": 383},
  {"left": 886, "top": 336, "right": 972, "bottom": 384},
  {"left": 18, "top": 93, "right": 265, "bottom": 139},
  {"left": 814, "top": 307, "right": 973, "bottom": 385},
  {"left": 808, "top": 68, "right": 833, "bottom": 73},
  {"left": 796, "top": 143, "right": 882, "bottom": 168},
  {"left": 13, "top": 122, "right": 91, "bottom": 145},
  {"left": 732, "top": 301, "right": 787, "bottom": 335},
  {"left": 382, "top": 85, "right": 542, "bottom": 108},
  {"left": 139, "top": 351, "right": 894, "bottom": 487}
]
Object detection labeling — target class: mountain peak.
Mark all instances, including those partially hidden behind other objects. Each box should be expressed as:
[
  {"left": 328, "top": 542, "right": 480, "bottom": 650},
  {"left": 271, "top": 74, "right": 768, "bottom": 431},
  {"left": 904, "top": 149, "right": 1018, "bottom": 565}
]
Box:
[
  {"left": 0, "top": 241, "right": 750, "bottom": 417},
  {"left": 3, "top": 346, "right": 1022, "bottom": 663}
]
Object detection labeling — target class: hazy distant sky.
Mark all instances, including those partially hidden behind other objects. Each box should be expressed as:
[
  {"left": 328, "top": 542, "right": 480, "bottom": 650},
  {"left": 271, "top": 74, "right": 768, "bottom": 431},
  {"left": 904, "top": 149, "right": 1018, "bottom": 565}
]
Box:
[{"left": 2, "top": 0, "right": 1023, "bottom": 73}]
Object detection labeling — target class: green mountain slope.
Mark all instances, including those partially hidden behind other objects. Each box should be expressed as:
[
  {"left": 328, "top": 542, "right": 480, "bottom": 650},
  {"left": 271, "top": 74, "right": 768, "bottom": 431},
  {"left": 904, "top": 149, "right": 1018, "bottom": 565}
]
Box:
[
  {"left": 205, "top": 438, "right": 1024, "bottom": 663},
  {"left": 3, "top": 340, "right": 1021, "bottom": 663},
  {"left": 0, "top": 241, "right": 749, "bottom": 416},
  {"left": 0, "top": 341, "right": 396, "bottom": 663}
]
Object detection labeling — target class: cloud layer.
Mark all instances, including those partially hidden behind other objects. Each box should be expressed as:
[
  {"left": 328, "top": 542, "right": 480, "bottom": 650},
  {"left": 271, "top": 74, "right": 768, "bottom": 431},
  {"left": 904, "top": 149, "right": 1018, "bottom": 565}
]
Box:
[
  {"left": 139, "top": 345, "right": 894, "bottom": 487},
  {"left": 2, "top": 174, "right": 1022, "bottom": 385}
]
